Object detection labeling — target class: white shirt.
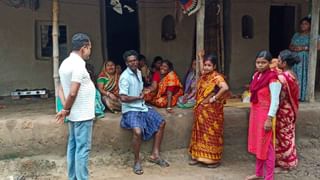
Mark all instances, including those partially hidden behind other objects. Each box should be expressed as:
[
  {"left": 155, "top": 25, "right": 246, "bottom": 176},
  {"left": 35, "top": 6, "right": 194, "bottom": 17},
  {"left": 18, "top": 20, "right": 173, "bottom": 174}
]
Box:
[{"left": 59, "top": 52, "right": 95, "bottom": 121}]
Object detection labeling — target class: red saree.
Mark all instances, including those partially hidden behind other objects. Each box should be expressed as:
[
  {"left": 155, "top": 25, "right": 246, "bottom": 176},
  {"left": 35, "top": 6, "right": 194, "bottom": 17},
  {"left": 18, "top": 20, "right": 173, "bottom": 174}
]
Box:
[
  {"left": 275, "top": 71, "right": 299, "bottom": 169},
  {"left": 189, "top": 71, "right": 226, "bottom": 164}
]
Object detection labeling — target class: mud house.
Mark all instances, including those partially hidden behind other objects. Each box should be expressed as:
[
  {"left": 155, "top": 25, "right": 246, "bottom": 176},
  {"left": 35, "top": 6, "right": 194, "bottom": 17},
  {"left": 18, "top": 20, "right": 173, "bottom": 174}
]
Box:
[{"left": 0, "top": 0, "right": 316, "bottom": 97}]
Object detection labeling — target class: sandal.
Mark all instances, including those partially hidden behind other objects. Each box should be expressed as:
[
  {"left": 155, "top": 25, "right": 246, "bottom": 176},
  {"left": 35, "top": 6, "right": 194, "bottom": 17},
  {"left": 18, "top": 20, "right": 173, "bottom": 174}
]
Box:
[
  {"left": 206, "top": 162, "right": 221, "bottom": 168},
  {"left": 133, "top": 162, "right": 144, "bottom": 175},
  {"left": 148, "top": 157, "right": 170, "bottom": 167},
  {"left": 188, "top": 159, "right": 199, "bottom": 166}
]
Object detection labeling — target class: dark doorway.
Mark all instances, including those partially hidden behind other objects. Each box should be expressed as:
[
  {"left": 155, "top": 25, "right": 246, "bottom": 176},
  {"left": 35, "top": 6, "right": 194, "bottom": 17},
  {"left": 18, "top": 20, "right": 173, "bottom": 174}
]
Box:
[
  {"left": 106, "top": 0, "right": 140, "bottom": 69},
  {"left": 269, "top": 5, "right": 295, "bottom": 57},
  {"left": 204, "top": 0, "right": 222, "bottom": 72}
]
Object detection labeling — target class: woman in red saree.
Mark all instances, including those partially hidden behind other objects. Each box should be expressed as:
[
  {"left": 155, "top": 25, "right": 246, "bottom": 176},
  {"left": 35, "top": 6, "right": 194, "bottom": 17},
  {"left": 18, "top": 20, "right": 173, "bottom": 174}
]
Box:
[
  {"left": 188, "top": 51, "right": 229, "bottom": 168},
  {"left": 246, "top": 50, "right": 281, "bottom": 180},
  {"left": 144, "top": 60, "right": 183, "bottom": 112},
  {"left": 275, "top": 50, "right": 300, "bottom": 172}
]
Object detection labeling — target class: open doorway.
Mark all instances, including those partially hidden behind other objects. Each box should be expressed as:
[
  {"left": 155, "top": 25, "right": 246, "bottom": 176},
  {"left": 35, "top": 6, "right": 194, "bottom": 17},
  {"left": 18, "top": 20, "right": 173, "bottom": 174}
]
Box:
[
  {"left": 269, "top": 5, "right": 295, "bottom": 57},
  {"left": 204, "top": 0, "right": 224, "bottom": 73},
  {"left": 105, "top": 0, "right": 140, "bottom": 69}
]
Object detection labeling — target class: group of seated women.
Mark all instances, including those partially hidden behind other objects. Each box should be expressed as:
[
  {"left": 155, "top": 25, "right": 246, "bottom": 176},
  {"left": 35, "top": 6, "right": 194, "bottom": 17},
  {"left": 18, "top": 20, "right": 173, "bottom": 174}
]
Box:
[{"left": 96, "top": 55, "right": 198, "bottom": 114}]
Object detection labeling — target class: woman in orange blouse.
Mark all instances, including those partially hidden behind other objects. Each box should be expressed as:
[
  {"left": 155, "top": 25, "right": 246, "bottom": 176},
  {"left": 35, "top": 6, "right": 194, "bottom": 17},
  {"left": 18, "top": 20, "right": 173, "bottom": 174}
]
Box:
[
  {"left": 189, "top": 51, "right": 229, "bottom": 168},
  {"left": 144, "top": 59, "right": 183, "bottom": 113}
]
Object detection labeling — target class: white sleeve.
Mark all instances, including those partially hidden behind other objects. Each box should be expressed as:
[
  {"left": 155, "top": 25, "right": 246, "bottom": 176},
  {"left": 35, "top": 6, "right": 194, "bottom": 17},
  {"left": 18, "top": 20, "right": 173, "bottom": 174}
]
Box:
[
  {"left": 119, "top": 76, "right": 129, "bottom": 96},
  {"left": 268, "top": 82, "right": 282, "bottom": 117}
]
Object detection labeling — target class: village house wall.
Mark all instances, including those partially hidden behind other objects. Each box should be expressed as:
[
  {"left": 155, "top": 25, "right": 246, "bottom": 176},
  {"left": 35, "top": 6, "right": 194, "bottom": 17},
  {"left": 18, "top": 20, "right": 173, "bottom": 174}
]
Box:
[
  {"left": 0, "top": 0, "right": 103, "bottom": 96},
  {"left": 138, "top": 0, "right": 196, "bottom": 81},
  {"left": 0, "top": 0, "right": 309, "bottom": 96},
  {"left": 227, "top": 0, "right": 309, "bottom": 92}
]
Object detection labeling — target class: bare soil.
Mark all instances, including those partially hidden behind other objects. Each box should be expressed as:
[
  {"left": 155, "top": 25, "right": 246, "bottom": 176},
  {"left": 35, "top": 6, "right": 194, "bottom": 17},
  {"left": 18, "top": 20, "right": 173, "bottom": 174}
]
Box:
[{"left": 1, "top": 140, "right": 319, "bottom": 180}]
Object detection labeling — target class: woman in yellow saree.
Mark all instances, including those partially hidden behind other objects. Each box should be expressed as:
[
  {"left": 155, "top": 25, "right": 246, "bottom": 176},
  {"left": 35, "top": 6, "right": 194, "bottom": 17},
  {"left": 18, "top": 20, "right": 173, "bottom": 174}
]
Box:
[{"left": 189, "top": 51, "right": 229, "bottom": 168}]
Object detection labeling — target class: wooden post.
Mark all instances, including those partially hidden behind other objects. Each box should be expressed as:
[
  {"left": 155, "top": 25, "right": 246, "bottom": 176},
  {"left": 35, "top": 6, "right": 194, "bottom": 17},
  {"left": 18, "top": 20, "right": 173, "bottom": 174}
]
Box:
[
  {"left": 196, "top": 0, "right": 205, "bottom": 81},
  {"left": 219, "top": 0, "right": 225, "bottom": 74},
  {"left": 52, "top": 0, "right": 60, "bottom": 112},
  {"left": 307, "top": 0, "right": 320, "bottom": 102}
]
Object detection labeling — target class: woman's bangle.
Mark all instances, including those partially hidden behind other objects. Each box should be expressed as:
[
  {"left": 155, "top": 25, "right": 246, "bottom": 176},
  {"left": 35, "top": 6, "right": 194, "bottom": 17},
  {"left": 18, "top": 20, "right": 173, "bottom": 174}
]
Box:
[
  {"left": 166, "top": 107, "right": 172, "bottom": 110},
  {"left": 62, "top": 109, "right": 70, "bottom": 114},
  {"left": 211, "top": 96, "right": 216, "bottom": 102}
]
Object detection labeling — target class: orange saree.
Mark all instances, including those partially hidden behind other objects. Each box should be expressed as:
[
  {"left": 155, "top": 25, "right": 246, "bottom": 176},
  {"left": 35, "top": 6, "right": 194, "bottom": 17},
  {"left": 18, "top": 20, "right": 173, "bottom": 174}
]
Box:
[
  {"left": 189, "top": 71, "right": 226, "bottom": 164},
  {"left": 146, "top": 71, "right": 183, "bottom": 108}
]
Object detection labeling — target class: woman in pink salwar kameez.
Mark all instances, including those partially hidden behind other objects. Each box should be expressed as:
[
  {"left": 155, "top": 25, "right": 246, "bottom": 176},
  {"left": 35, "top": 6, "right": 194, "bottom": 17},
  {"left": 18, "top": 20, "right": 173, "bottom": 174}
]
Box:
[
  {"left": 275, "top": 50, "right": 300, "bottom": 173},
  {"left": 246, "top": 50, "right": 282, "bottom": 180}
]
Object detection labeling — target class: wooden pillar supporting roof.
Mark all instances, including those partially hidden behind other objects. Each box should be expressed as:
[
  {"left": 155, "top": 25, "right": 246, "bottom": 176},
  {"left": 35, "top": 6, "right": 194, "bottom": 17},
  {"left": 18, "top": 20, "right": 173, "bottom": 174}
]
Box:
[
  {"left": 52, "top": 0, "right": 60, "bottom": 111},
  {"left": 307, "top": 0, "right": 320, "bottom": 102}
]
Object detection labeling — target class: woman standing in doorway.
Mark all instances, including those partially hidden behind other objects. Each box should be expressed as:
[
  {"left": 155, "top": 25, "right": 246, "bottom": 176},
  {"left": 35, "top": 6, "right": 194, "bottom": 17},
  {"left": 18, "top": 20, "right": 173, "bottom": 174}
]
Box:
[
  {"left": 246, "top": 50, "right": 281, "bottom": 180},
  {"left": 275, "top": 50, "right": 300, "bottom": 173},
  {"left": 289, "top": 16, "right": 320, "bottom": 101}
]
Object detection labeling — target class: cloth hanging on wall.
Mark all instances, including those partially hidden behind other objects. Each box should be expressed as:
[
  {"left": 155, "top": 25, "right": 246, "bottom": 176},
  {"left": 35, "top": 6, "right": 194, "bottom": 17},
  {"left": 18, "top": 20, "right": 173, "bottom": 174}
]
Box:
[
  {"left": 110, "top": 0, "right": 123, "bottom": 14},
  {"left": 110, "top": 0, "right": 135, "bottom": 15},
  {"left": 179, "top": 0, "right": 201, "bottom": 16}
]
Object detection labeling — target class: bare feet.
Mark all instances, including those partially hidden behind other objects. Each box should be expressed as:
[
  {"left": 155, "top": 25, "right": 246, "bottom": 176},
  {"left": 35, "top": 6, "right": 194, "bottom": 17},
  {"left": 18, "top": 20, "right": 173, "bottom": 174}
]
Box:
[{"left": 245, "top": 175, "right": 264, "bottom": 180}]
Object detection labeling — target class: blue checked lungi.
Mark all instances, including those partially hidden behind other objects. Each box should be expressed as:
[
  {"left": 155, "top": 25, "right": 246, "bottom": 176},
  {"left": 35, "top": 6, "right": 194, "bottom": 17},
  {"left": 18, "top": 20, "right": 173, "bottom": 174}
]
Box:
[{"left": 120, "top": 107, "right": 164, "bottom": 141}]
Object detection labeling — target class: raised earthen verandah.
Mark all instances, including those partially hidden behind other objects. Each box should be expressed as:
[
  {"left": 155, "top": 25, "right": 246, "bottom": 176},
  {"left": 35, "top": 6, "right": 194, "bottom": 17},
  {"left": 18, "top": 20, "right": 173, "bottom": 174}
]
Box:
[{"left": 0, "top": 98, "right": 319, "bottom": 179}]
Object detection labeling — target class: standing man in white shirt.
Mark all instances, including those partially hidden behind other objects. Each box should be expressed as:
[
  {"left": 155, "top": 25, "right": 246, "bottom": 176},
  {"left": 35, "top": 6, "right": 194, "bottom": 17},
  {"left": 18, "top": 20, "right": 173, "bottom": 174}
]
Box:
[{"left": 56, "top": 33, "right": 95, "bottom": 180}]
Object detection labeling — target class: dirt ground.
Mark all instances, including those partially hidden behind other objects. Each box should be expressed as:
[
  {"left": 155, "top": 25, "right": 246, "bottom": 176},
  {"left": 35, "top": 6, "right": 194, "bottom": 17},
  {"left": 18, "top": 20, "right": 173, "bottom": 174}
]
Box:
[
  {"left": 0, "top": 142, "right": 319, "bottom": 180},
  {"left": 0, "top": 97, "right": 319, "bottom": 180}
]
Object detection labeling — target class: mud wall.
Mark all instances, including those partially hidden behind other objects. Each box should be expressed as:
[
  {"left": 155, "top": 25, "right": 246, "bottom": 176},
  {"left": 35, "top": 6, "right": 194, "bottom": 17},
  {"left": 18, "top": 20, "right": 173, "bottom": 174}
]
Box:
[{"left": 0, "top": 105, "right": 319, "bottom": 160}]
